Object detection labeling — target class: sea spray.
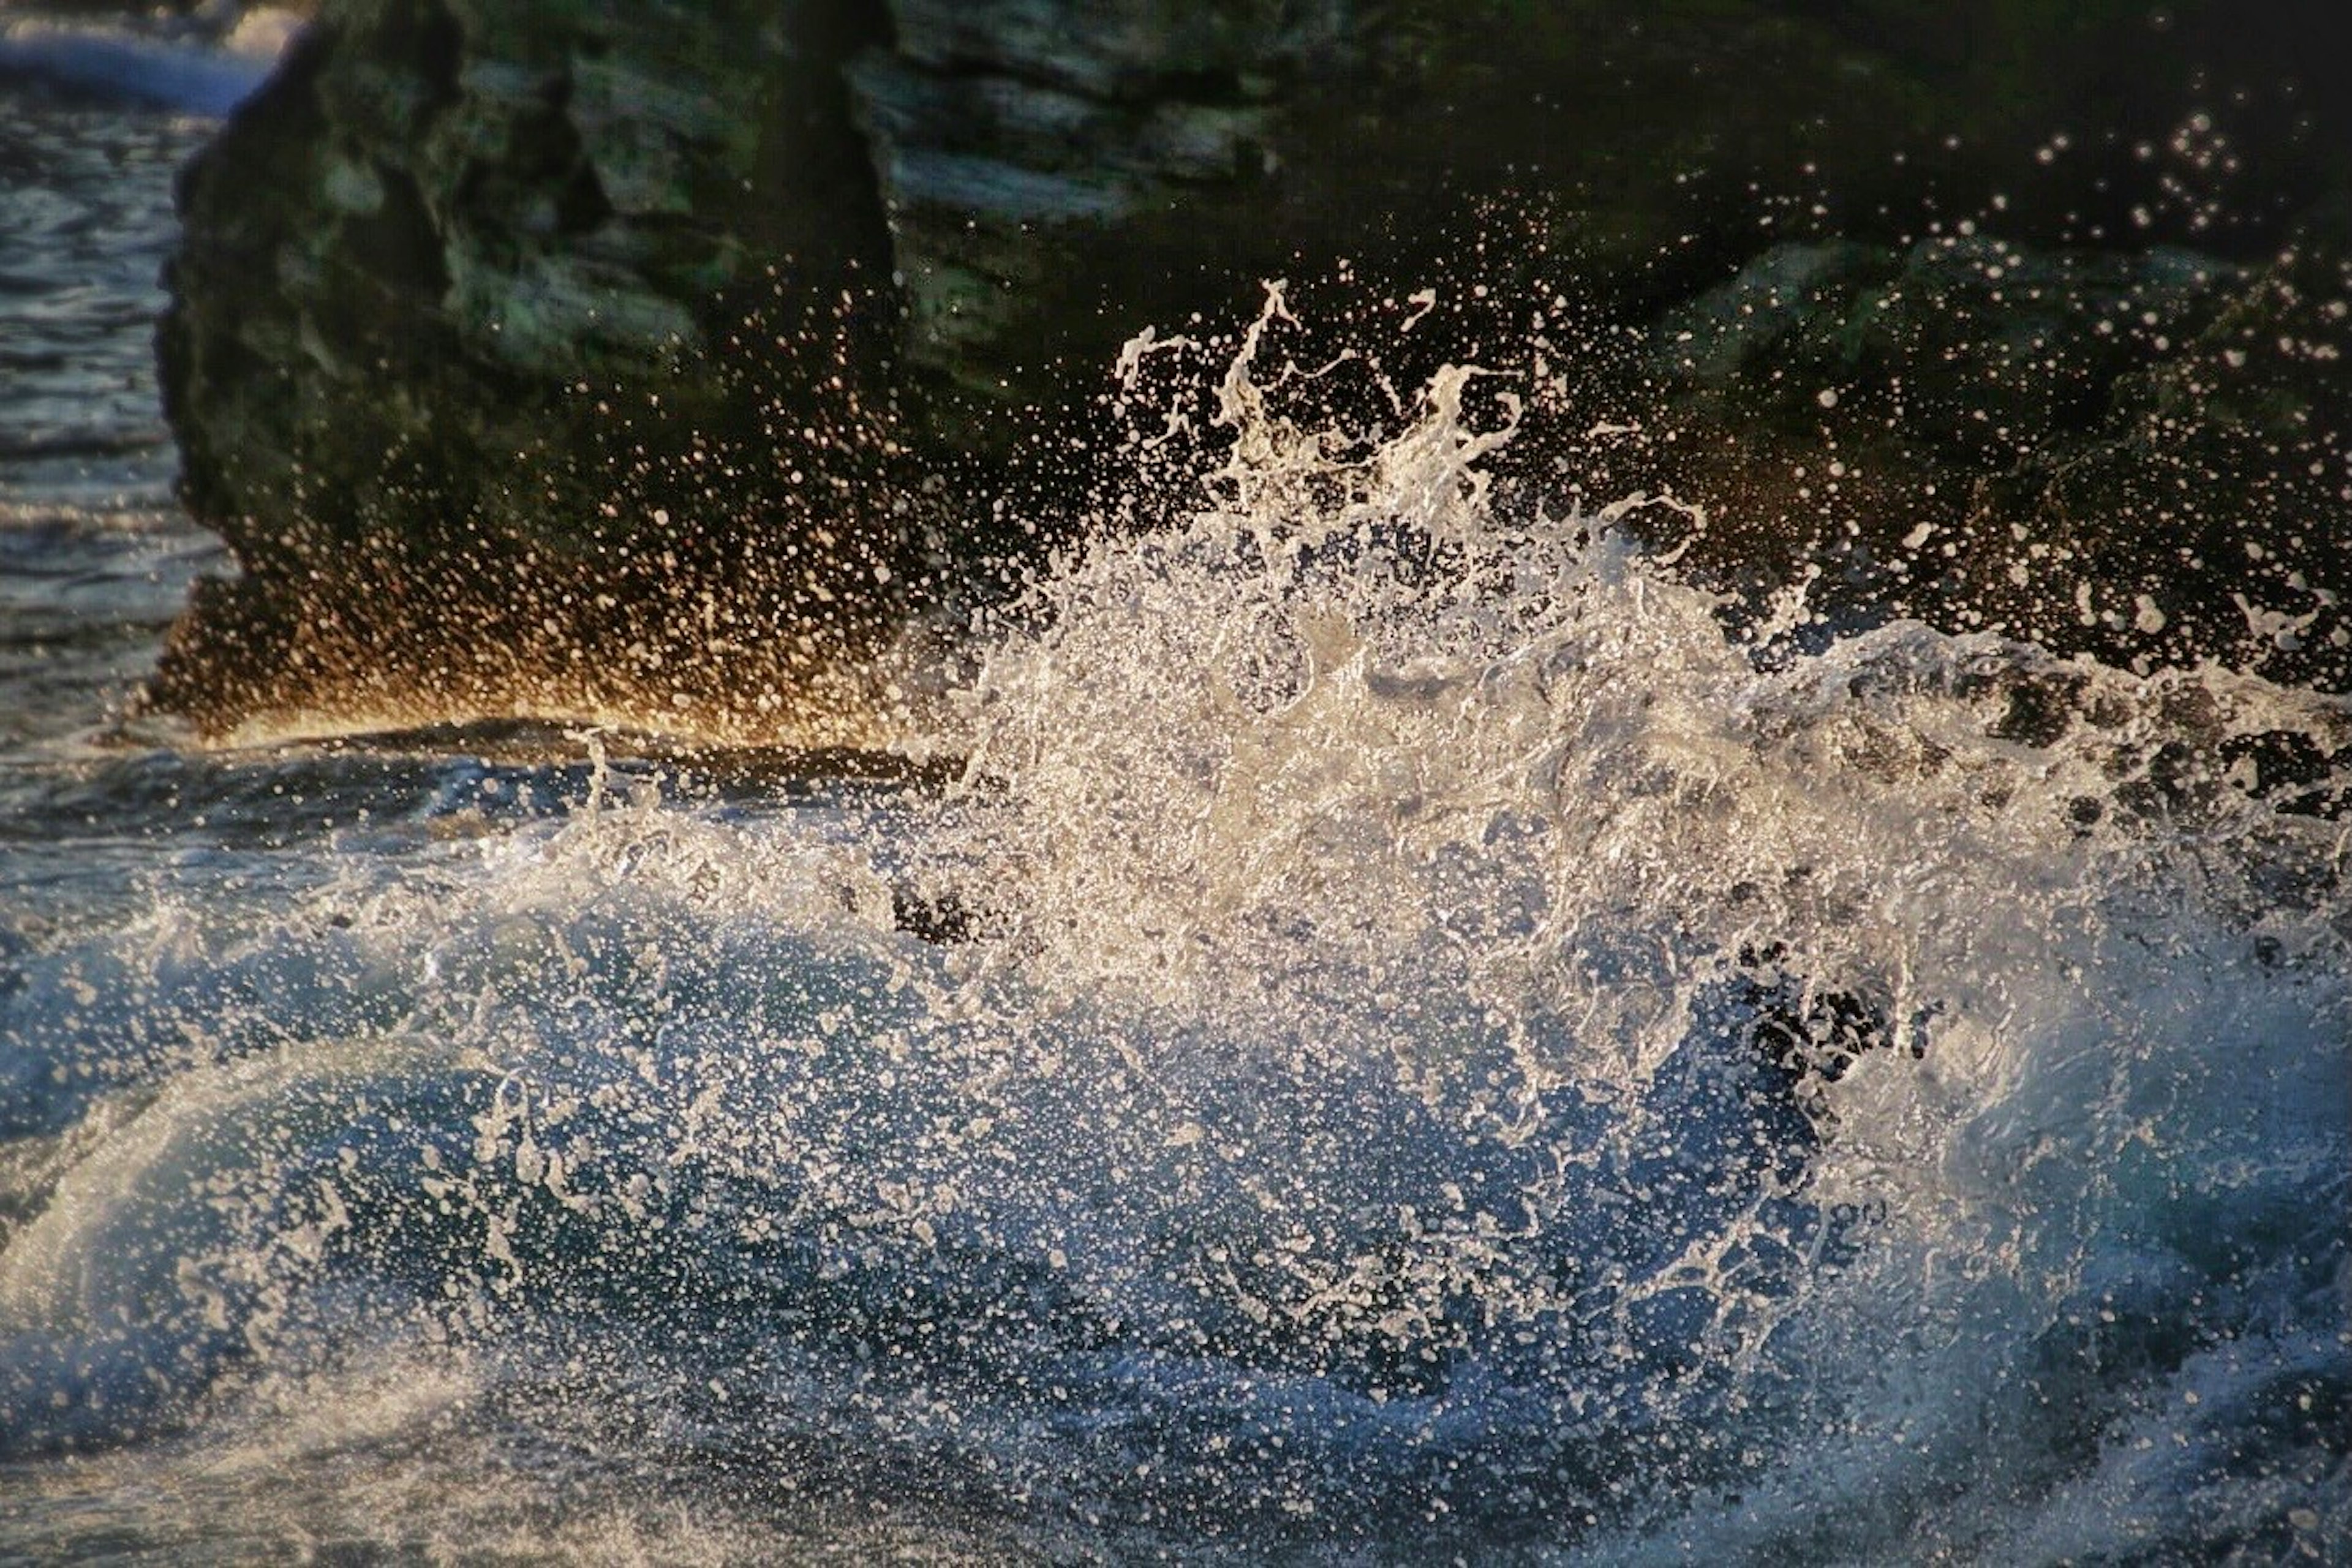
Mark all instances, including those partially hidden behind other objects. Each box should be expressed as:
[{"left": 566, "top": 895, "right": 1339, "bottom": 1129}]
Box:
[
  {"left": 1, "top": 292, "right": 2346, "bottom": 1559},
  {"left": 904, "top": 289, "right": 2352, "bottom": 1551}
]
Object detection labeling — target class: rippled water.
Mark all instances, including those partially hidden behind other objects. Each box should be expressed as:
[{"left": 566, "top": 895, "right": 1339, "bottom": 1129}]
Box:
[
  {"left": 3, "top": 36, "right": 2349, "bottom": 1567},
  {"left": 0, "top": 92, "right": 188, "bottom": 497}
]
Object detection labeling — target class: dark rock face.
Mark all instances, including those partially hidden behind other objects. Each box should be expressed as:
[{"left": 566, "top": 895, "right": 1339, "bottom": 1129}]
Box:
[
  {"left": 1629, "top": 235, "right": 2352, "bottom": 685},
  {"left": 150, "top": 0, "right": 2352, "bottom": 736},
  {"left": 153, "top": 0, "right": 910, "bottom": 737},
  {"left": 165, "top": 0, "right": 891, "bottom": 555},
  {"left": 848, "top": 0, "right": 1341, "bottom": 431}
]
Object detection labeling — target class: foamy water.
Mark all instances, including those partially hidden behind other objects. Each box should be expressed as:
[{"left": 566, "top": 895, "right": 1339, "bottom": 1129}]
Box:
[{"left": 4, "top": 279, "right": 2345, "bottom": 1558}]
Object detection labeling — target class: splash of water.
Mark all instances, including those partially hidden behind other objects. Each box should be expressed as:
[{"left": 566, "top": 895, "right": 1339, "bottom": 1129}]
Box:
[{"left": 2, "top": 288, "right": 2346, "bottom": 1559}]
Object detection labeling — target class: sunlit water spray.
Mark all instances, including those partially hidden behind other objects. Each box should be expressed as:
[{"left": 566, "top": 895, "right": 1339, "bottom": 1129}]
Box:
[{"left": 2, "top": 290, "right": 2347, "bottom": 1560}]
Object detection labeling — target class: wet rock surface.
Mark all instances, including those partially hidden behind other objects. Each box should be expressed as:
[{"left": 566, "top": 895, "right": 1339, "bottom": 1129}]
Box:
[
  {"left": 1632, "top": 234, "right": 2352, "bottom": 686},
  {"left": 149, "top": 0, "right": 2352, "bottom": 733},
  {"left": 151, "top": 0, "right": 911, "bottom": 735}
]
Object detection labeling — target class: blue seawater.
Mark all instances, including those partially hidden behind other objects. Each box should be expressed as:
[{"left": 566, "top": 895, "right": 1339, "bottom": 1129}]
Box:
[{"left": 2, "top": 64, "right": 2346, "bottom": 1568}]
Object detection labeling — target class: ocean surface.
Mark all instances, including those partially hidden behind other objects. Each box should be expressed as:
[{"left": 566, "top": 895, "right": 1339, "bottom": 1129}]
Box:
[{"left": 2, "top": 14, "right": 2348, "bottom": 1564}]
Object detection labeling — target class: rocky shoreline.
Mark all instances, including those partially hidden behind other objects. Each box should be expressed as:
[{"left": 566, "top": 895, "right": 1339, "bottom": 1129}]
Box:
[{"left": 143, "top": 0, "right": 2352, "bottom": 736}]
